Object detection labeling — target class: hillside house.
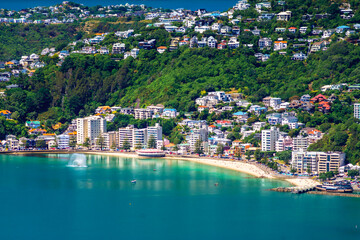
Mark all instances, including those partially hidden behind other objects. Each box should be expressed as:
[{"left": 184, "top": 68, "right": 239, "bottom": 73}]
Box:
[
  {"left": 274, "top": 41, "right": 287, "bottom": 51},
  {"left": 277, "top": 11, "right": 291, "bottom": 21},
  {"left": 0, "top": 110, "right": 11, "bottom": 119}
]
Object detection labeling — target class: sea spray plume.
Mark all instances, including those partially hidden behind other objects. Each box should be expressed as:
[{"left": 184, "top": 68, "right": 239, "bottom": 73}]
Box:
[{"left": 67, "top": 154, "right": 88, "bottom": 167}]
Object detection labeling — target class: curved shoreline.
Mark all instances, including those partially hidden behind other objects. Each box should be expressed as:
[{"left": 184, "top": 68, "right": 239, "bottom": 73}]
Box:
[
  {"left": 82, "top": 151, "right": 320, "bottom": 188},
  {"left": 2, "top": 150, "right": 319, "bottom": 187}
]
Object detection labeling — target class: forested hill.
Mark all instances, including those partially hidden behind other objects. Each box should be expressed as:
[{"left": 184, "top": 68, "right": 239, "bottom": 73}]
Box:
[
  {"left": 1, "top": 40, "right": 360, "bottom": 121},
  {"left": 58, "top": 41, "right": 360, "bottom": 112}
]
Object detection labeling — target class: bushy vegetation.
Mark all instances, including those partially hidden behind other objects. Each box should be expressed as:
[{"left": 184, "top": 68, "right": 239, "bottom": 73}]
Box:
[{"left": 0, "top": 23, "right": 81, "bottom": 60}]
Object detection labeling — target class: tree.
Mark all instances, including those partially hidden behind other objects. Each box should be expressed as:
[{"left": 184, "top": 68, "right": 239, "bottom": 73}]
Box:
[
  {"left": 194, "top": 139, "right": 203, "bottom": 155},
  {"left": 36, "top": 140, "right": 47, "bottom": 149},
  {"left": 254, "top": 149, "right": 261, "bottom": 162},
  {"left": 20, "top": 139, "right": 29, "bottom": 150},
  {"left": 173, "top": 144, "right": 179, "bottom": 151},
  {"left": 122, "top": 138, "right": 131, "bottom": 150},
  {"left": 111, "top": 142, "right": 117, "bottom": 151},
  {"left": 96, "top": 136, "right": 105, "bottom": 150},
  {"left": 277, "top": 150, "right": 291, "bottom": 164},
  {"left": 234, "top": 147, "right": 242, "bottom": 159},
  {"left": 290, "top": 168, "right": 297, "bottom": 174},
  {"left": 245, "top": 151, "right": 251, "bottom": 161},
  {"left": 69, "top": 138, "right": 77, "bottom": 149},
  {"left": 348, "top": 170, "right": 359, "bottom": 178},
  {"left": 135, "top": 141, "right": 143, "bottom": 149},
  {"left": 216, "top": 143, "right": 224, "bottom": 156},
  {"left": 83, "top": 138, "right": 90, "bottom": 149},
  {"left": 10, "top": 111, "right": 20, "bottom": 120},
  {"left": 147, "top": 134, "right": 157, "bottom": 149},
  {"left": 319, "top": 171, "right": 335, "bottom": 181}
]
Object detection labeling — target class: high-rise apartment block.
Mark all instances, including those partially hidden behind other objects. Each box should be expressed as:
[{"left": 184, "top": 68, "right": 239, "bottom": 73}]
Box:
[{"left": 77, "top": 116, "right": 107, "bottom": 145}]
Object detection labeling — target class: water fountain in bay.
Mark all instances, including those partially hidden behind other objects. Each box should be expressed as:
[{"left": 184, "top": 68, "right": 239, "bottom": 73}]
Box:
[{"left": 67, "top": 154, "right": 88, "bottom": 167}]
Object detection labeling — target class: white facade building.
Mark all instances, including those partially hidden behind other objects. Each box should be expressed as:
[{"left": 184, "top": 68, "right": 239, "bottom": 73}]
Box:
[
  {"left": 102, "top": 131, "right": 119, "bottom": 150},
  {"left": 147, "top": 123, "right": 163, "bottom": 148},
  {"left": 57, "top": 134, "right": 70, "bottom": 149},
  {"left": 76, "top": 116, "right": 107, "bottom": 145},
  {"left": 292, "top": 150, "right": 345, "bottom": 174},
  {"left": 119, "top": 126, "right": 134, "bottom": 149},
  {"left": 189, "top": 126, "right": 208, "bottom": 152},
  {"left": 261, "top": 126, "right": 279, "bottom": 151},
  {"left": 270, "top": 97, "right": 281, "bottom": 109},
  {"left": 292, "top": 136, "right": 309, "bottom": 151},
  {"left": 118, "top": 124, "right": 163, "bottom": 149}
]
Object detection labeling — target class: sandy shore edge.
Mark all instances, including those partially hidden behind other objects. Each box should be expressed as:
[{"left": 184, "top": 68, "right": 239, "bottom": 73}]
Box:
[{"left": 84, "top": 151, "right": 319, "bottom": 187}]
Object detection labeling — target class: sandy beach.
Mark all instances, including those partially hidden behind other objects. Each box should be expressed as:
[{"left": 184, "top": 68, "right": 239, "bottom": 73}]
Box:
[
  {"left": 85, "top": 151, "right": 319, "bottom": 187},
  {"left": 6, "top": 150, "right": 319, "bottom": 187}
]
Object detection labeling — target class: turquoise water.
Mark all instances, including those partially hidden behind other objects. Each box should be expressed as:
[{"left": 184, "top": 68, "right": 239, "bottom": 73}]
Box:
[
  {"left": 1, "top": 0, "right": 237, "bottom": 11},
  {"left": 0, "top": 153, "right": 359, "bottom": 240}
]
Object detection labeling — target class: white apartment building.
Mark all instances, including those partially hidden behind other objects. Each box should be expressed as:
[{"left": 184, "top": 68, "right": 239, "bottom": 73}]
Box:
[
  {"left": 270, "top": 97, "right": 281, "bottom": 109},
  {"left": 317, "top": 152, "right": 346, "bottom": 173},
  {"left": 112, "top": 43, "right": 125, "bottom": 54},
  {"left": 102, "top": 131, "right": 119, "bottom": 150},
  {"left": 253, "top": 122, "right": 266, "bottom": 132},
  {"left": 119, "top": 126, "right": 134, "bottom": 149},
  {"left": 77, "top": 116, "right": 106, "bottom": 145},
  {"left": 161, "top": 109, "right": 177, "bottom": 118},
  {"left": 291, "top": 149, "right": 318, "bottom": 174},
  {"left": 277, "top": 11, "right": 292, "bottom": 21},
  {"left": 118, "top": 124, "right": 163, "bottom": 149},
  {"left": 261, "top": 126, "right": 279, "bottom": 151},
  {"left": 234, "top": 0, "right": 250, "bottom": 10},
  {"left": 57, "top": 134, "right": 70, "bottom": 149},
  {"left": 135, "top": 108, "right": 153, "bottom": 120},
  {"left": 354, "top": 103, "right": 360, "bottom": 119},
  {"left": 292, "top": 150, "right": 345, "bottom": 174},
  {"left": 133, "top": 128, "right": 147, "bottom": 149},
  {"left": 189, "top": 126, "right": 208, "bottom": 152},
  {"left": 147, "top": 123, "right": 163, "bottom": 148},
  {"left": 292, "top": 136, "right": 309, "bottom": 151},
  {"left": 275, "top": 136, "right": 292, "bottom": 152},
  {"left": 146, "top": 105, "right": 164, "bottom": 114},
  {"left": 259, "top": 38, "right": 272, "bottom": 50}
]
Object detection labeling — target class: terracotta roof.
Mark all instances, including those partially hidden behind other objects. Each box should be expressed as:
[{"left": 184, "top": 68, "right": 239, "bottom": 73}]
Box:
[
  {"left": 0, "top": 110, "right": 11, "bottom": 114},
  {"left": 309, "top": 129, "right": 321, "bottom": 135}
]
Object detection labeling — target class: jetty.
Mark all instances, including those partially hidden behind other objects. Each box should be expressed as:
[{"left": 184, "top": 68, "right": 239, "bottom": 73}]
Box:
[{"left": 270, "top": 184, "right": 317, "bottom": 194}]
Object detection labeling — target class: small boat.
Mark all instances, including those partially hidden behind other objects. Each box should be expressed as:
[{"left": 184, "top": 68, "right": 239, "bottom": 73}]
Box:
[
  {"left": 153, "top": 169, "right": 156, "bottom": 171},
  {"left": 214, "top": 183, "right": 219, "bottom": 186},
  {"left": 131, "top": 180, "right": 136, "bottom": 183},
  {"left": 136, "top": 149, "right": 165, "bottom": 157}
]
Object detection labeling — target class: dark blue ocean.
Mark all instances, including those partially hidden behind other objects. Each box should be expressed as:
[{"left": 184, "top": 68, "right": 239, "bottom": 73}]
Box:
[
  {"left": 0, "top": 0, "right": 237, "bottom": 11},
  {"left": 0, "top": 153, "right": 359, "bottom": 240}
]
